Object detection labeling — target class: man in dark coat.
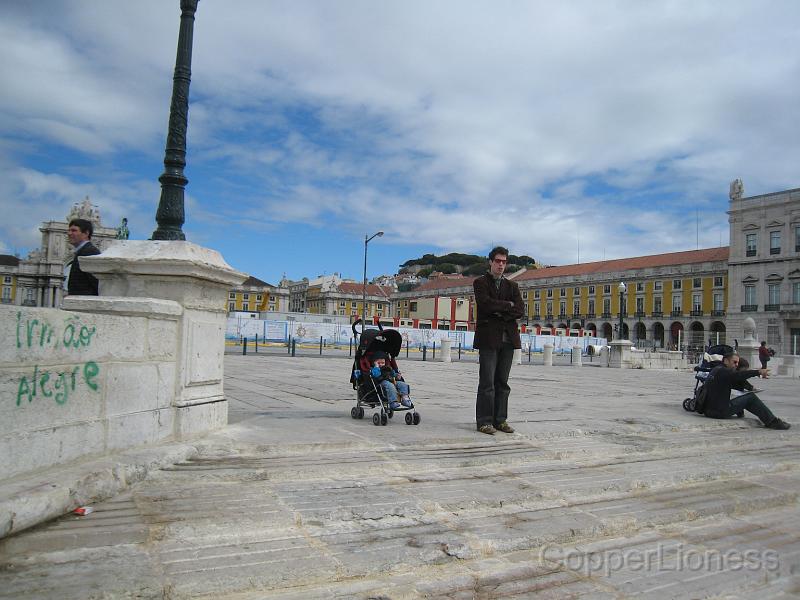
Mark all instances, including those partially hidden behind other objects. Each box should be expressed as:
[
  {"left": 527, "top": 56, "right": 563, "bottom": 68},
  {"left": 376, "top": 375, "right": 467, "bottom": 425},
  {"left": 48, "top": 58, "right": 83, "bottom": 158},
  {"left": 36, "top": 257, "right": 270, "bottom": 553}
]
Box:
[
  {"left": 703, "top": 351, "right": 790, "bottom": 429},
  {"left": 66, "top": 218, "right": 101, "bottom": 296},
  {"left": 473, "top": 246, "right": 524, "bottom": 434}
]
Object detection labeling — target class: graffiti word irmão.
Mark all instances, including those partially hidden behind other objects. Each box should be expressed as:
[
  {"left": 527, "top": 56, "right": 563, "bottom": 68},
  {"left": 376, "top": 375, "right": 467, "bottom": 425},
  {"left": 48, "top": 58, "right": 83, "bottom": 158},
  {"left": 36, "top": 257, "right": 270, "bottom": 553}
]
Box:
[{"left": 15, "top": 312, "right": 96, "bottom": 351}]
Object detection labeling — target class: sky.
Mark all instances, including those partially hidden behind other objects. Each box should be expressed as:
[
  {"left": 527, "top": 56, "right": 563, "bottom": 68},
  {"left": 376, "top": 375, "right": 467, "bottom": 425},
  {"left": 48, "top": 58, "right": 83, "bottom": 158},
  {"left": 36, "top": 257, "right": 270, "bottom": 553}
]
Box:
[{"left": 1, "top": 1, "right": 799, "bottom": 285}]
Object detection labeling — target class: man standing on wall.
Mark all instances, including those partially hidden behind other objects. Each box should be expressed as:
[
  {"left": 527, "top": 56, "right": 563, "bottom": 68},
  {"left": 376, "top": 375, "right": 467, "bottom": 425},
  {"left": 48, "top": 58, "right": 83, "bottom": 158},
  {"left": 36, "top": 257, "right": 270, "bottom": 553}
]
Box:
[
  {"left": 473, "top": 246, "right": 524, "bottom": 435},
  {"left": 65, "top": 218, "right": 101, "bottom": 296}
]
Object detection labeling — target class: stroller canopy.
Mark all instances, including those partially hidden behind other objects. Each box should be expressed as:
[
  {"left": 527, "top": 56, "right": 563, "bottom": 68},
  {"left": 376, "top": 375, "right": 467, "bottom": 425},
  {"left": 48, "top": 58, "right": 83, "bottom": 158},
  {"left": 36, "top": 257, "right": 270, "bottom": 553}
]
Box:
[{"left": 358, "top": 328, "right": 403, "bottom": 358}]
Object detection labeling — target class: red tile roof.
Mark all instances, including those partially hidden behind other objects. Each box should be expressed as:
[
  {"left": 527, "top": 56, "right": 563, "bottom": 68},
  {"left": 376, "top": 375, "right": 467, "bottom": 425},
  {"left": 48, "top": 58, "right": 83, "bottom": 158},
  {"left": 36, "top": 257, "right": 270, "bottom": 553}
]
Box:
[
  {"left": 515, "top": 247, "right": 729, "bottom": 282},
  {"left": 413, "top": 276, "right": 477, "bottom": 292},
  {"left": 337, "top": 282, "right": 393, "bottom": 298}
]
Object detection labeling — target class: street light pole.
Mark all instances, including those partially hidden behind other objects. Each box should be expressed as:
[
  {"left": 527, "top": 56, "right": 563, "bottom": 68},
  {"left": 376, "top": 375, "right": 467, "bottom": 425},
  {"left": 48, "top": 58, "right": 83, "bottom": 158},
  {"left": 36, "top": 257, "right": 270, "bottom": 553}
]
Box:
[
  {"left": 152, "top": 0, "right": 198, "bottom": 241},
  {"left": 618, "top": 281, "right": 627, "bottom": 340},
  {"left": 362, "top": 231, "right": 384, "bottom": 334}
]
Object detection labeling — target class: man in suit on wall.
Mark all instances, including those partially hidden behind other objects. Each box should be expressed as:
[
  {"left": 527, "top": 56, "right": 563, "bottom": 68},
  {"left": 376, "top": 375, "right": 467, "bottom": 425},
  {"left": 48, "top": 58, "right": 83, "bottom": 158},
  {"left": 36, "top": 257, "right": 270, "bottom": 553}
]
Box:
[
  {"left": 66, "top": 218, "right": 101, "bottom": 296},
  {"left": 473, "top": 246, "right": 524, "bottom": 435}
]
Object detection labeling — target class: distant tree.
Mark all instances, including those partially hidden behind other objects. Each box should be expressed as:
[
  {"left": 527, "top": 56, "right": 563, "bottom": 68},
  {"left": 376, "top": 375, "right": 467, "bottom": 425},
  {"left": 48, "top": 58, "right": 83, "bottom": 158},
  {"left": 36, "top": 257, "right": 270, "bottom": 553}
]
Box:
[
  {"left": 438, "top": 263, "right": 457, "bottom": 274},
  {"left": 463, "top": 262, "right": 488, "bottom": 275},
  {"left": 397, "top": 282, "right": 419, "bottom": 292},
  {"left": 417, "top": 267, "right": 433, "bottom": 278},
  {"left": 505, "top": 264, "right": 521, "bottom": 273}
]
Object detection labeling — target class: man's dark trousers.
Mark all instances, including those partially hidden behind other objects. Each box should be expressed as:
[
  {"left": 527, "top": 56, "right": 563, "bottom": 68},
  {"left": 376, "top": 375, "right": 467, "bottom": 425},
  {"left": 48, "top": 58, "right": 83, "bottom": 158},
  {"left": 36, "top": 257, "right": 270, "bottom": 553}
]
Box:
[
  {"left": 476, "top": 343, "right": 515, "bottom": 427},
  {"left": 705, "top": 391, "right": 776, "bottom": 424}
]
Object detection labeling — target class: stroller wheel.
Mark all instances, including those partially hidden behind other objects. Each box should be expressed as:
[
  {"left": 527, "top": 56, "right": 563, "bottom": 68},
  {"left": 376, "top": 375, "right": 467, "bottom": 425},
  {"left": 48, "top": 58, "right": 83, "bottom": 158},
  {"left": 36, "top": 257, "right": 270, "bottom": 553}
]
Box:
[
  {"left": 682, "top": 398, "right": 692, "bottom": 411},
  {"left": 388, "top": 410, "right": 393, "bottom": 419},
  {"left": 357, "top": 407, "right": 365, "bottom": 419},
  {"left": 372, "top": 413, "right": 380, "bottom": 426},
  {"left": 350, "top": 407, "right": 358, "bottom": 419},
  {"left": 413, "top": 412, "right": 421, "bottom": 425},
  {"left": 381, "top": 412, "right": 388, "bottom": 426},
  {"left": 405, "top": 412, "right": 413, "bottom": 425}
]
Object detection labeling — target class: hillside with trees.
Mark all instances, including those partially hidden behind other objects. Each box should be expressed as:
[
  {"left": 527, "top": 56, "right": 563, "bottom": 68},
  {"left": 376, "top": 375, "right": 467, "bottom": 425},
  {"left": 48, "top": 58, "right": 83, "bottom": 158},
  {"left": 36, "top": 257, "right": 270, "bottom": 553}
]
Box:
[{"left": 399, "top": 252, "right": 537, "bottom": 278}]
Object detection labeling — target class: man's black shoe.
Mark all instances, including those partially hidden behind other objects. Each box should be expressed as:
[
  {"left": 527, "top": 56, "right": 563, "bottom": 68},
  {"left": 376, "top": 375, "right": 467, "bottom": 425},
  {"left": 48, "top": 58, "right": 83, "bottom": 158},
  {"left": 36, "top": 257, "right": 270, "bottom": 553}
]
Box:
[{"left": 767, "top": 418, "right": 791, "bottom": 430}]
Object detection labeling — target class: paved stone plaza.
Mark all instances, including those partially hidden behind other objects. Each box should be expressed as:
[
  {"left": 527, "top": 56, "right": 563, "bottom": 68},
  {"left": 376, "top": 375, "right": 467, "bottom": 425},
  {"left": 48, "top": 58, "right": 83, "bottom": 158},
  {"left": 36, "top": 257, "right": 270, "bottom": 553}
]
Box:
[{"left": 1, "top": 355, "right": 798, "bottom": 599}]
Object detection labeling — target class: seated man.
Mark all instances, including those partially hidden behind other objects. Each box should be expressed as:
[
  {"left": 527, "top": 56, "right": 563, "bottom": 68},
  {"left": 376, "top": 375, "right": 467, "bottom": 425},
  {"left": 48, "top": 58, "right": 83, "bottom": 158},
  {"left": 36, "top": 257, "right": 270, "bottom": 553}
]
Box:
[{"left": 703, "top": 351, "right": 790, "bottom": 430}]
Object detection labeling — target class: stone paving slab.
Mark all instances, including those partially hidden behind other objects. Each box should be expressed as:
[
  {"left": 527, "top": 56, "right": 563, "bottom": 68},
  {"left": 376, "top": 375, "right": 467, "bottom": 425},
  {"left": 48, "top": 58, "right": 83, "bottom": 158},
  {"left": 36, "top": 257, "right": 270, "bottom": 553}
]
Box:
[{"left": 1, "top": 355, "right": 798, "bottom": 598}]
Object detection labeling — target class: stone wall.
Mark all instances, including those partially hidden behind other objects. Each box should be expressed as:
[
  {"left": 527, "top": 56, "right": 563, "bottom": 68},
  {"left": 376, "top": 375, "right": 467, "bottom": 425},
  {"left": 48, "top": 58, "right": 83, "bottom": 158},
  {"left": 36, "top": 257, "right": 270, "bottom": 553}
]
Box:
[
  {"left": 0, "top": 302, "right": 182, "bottom": 482},
  {"left": 628, "top": 349, "right": 688, "bottom": 370}
]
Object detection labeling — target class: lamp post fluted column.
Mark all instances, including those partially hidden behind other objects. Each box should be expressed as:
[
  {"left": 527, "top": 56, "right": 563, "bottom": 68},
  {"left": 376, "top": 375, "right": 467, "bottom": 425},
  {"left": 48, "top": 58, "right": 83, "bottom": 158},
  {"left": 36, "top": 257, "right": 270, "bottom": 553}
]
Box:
[
  {"left": 152, "top": 0, "right": 198, "bottom": 241},
  {"left": 362, "top": 231, "right": 384, "bottom": 334},
  {"left": 618, "top": 281, "right": 627, "bottom": 340}
]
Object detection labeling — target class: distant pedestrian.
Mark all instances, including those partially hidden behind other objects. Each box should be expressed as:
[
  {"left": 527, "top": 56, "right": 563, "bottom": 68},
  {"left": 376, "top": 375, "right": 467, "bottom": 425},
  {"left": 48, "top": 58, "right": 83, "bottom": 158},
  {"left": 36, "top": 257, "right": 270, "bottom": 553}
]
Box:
[
  {"left": 758, "top": 341, "right": 770, "bottom": 369},
  {"left": 734, "top": 339, "right": 739, "bottom": 350},
  {"left": 473, "top": 246, "right": 524, "bottom": 435},
  {"left": 65, "top": 218, "right": 100, "bottom": 296}
]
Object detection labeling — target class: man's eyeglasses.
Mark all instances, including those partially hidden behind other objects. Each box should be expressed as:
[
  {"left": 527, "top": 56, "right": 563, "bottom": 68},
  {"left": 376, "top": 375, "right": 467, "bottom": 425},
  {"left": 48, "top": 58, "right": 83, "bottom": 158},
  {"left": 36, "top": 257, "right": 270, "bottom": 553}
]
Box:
[{"left": 492, "top": 258, "right": 507, "bottom": 264}]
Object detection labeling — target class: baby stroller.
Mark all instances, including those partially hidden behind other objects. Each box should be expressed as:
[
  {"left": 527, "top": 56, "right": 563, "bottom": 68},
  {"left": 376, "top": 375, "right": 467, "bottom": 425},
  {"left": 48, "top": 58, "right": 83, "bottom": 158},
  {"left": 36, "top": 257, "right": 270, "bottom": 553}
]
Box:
[
  {"left": 682, "top": 343, "right": 742, "bottom": 417},
  {"left": 349, "top": 319, "right": 421, "bottom": 426}
]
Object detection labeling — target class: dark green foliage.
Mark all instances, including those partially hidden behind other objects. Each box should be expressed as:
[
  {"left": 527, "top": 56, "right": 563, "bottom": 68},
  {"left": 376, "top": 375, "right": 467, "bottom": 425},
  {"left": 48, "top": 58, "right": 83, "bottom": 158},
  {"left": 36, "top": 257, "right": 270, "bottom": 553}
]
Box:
[{"left": 400, "top": 252, "right": 536, "bottom": 272}]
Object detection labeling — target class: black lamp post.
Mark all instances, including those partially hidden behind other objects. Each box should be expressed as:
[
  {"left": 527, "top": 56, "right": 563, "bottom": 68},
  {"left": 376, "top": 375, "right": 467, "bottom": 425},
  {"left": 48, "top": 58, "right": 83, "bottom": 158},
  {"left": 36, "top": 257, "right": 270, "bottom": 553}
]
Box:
[
  {"left": 362, "top": 231, "right": 383, "bottom": 334},
  {"left": 152, "top": 0, "right": 198, "bottom": 241},
  {"left": 618, "top": 281, "right": 627, "bottom": 340}
]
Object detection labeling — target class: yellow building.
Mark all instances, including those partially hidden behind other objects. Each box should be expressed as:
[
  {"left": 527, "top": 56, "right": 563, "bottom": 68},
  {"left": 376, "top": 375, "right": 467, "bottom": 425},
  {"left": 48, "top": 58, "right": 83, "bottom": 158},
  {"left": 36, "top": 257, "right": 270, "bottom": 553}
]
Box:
[
  {"left": 0, "top": 255, "right": 20, "bottom": 305},
  {"left": 227, "top": 275, "right": 287, "bottom": 314},
  {"left": 514, "top": 247, "right": 729, "bottom": 349}
]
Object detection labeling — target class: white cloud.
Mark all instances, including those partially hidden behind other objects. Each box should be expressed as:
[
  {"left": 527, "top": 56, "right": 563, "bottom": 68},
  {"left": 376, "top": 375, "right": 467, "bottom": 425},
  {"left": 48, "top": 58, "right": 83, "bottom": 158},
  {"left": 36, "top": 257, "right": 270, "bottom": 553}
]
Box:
[{"left": 0, "top": 0, "right": 797, "bottom": 273}]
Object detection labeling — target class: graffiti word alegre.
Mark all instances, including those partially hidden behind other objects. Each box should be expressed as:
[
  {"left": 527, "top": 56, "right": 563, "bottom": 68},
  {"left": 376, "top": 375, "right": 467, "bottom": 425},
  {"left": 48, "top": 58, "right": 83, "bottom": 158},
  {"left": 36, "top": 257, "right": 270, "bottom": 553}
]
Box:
[{"left": 16, "top": 362, "right": 100, "bottom": 407}]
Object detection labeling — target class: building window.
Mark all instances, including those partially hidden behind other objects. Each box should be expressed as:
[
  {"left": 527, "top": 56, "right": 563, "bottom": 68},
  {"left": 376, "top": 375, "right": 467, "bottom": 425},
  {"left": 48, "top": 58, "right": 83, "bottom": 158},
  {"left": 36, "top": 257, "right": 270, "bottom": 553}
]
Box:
[
  {"left": 768, "top": 283, "right": 780, "bottom": 305},
  {"left": 588, "top": 285, "right": 595, "bottom": 294},
  {"left": 228, "top": 302, "right": 235, "bottom": 311},
  {"left": 744, "top": 285, "right": 756, "bottom": 306},
  {"left": 256, "top": 294, "right": 263, "bottom": 301},
  {"left": 534, "top": 290, "right": 540, "bottom": 299},
  {"left": 534, "top": 302, "right": 540, "bottom": 315},
  {"left": 2, "top": 287, "right": 11, "bottom": 300},
  {"left": 746, "top": 233, "right": 757, "bottom": 257},
  {"left": 242, "top": 303, "right": 249, "bottom": 311},
  {"left": 559, "top": 301, "right": 566, "bottom": 316},
  {"left": 770, "top": 231, "right": 781, "bottom": 255},
  {"left": 636, "top": 282, "right": 644, "bottom": 292},
  {"left": 573, "top": 287, "right": 580, "bottom": 295},
  {"left": 243, "top": 293, "right": 249, "bottom": 300},
  {"left": 793, "top": 282, "right": 800, "bottom": 304},
  {"left": 588, "top": 299, "right": 595, "bottom": 315},
  {"left": 522, "top": 291, "right": 527, "bottom": 299},
  {"left": 713, "top": 293, "right": 724, "bottom": 311},
  {"left": 573, "top": 300, "right": 580, "bottom": 315},
  {"left": 547, "top": 289, "right": 553, "bottom": 298},
  {"left": 229, "top": 292, "right": 235, "bottom": 299},
  {"left": 714, "top": 276, "right": 724, "bottom": 287},
  {"left": 653, "top": 296, "right": 662, "bottom": 313},
  {"left": 560, "top": 287, "right": 566, "bottom": 297},
  {"left": 795, "top": 225, "right": 800, "bottom": 252},
  {"left": 672, "top": 295, "right": 682, "bottom": 311},
  {"left": 4, "top": 276, "right": 13, "bottom": 284},
  {"left": 654, "top": 281, "right": 662, "bottom": 291},
  {"left": 692, "top": 294, "right": 702, "bottom": 311},
  {"left": 410, "top": 302, "right": 417, "bottom": 312},
  {"left": 673, "top": 279, "right": 682, "bottom": 290},
  {"left": 603, "top": 284, "right": 611, "bottom": 294},
  {"left": 636, "top": 297, "right": 644, "bottom": 312},
  {"left": 339, "top": 301, "right": 346, "bottom": 307},
  {"left": 603, "top": 298, "right": 610, "bottom": 314},
  {"left": 693, "top": 278, "right": 702, "bottom": 289},
  {"left": 546, "top": 301, "right": 553, "bottom": 315},
  {"left": 26, "top": 288, "right": 35, "bottom": 301}
]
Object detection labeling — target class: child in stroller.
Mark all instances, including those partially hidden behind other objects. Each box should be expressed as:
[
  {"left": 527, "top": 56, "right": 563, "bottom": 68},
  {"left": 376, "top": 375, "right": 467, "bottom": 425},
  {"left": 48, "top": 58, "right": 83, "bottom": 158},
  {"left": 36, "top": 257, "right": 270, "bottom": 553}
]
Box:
[
  {"left": 370, "top": 351, "right": 413, "bottom": 410},
  {"left": 349, "top": 320, "right": 421, "bottom": 426}
]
